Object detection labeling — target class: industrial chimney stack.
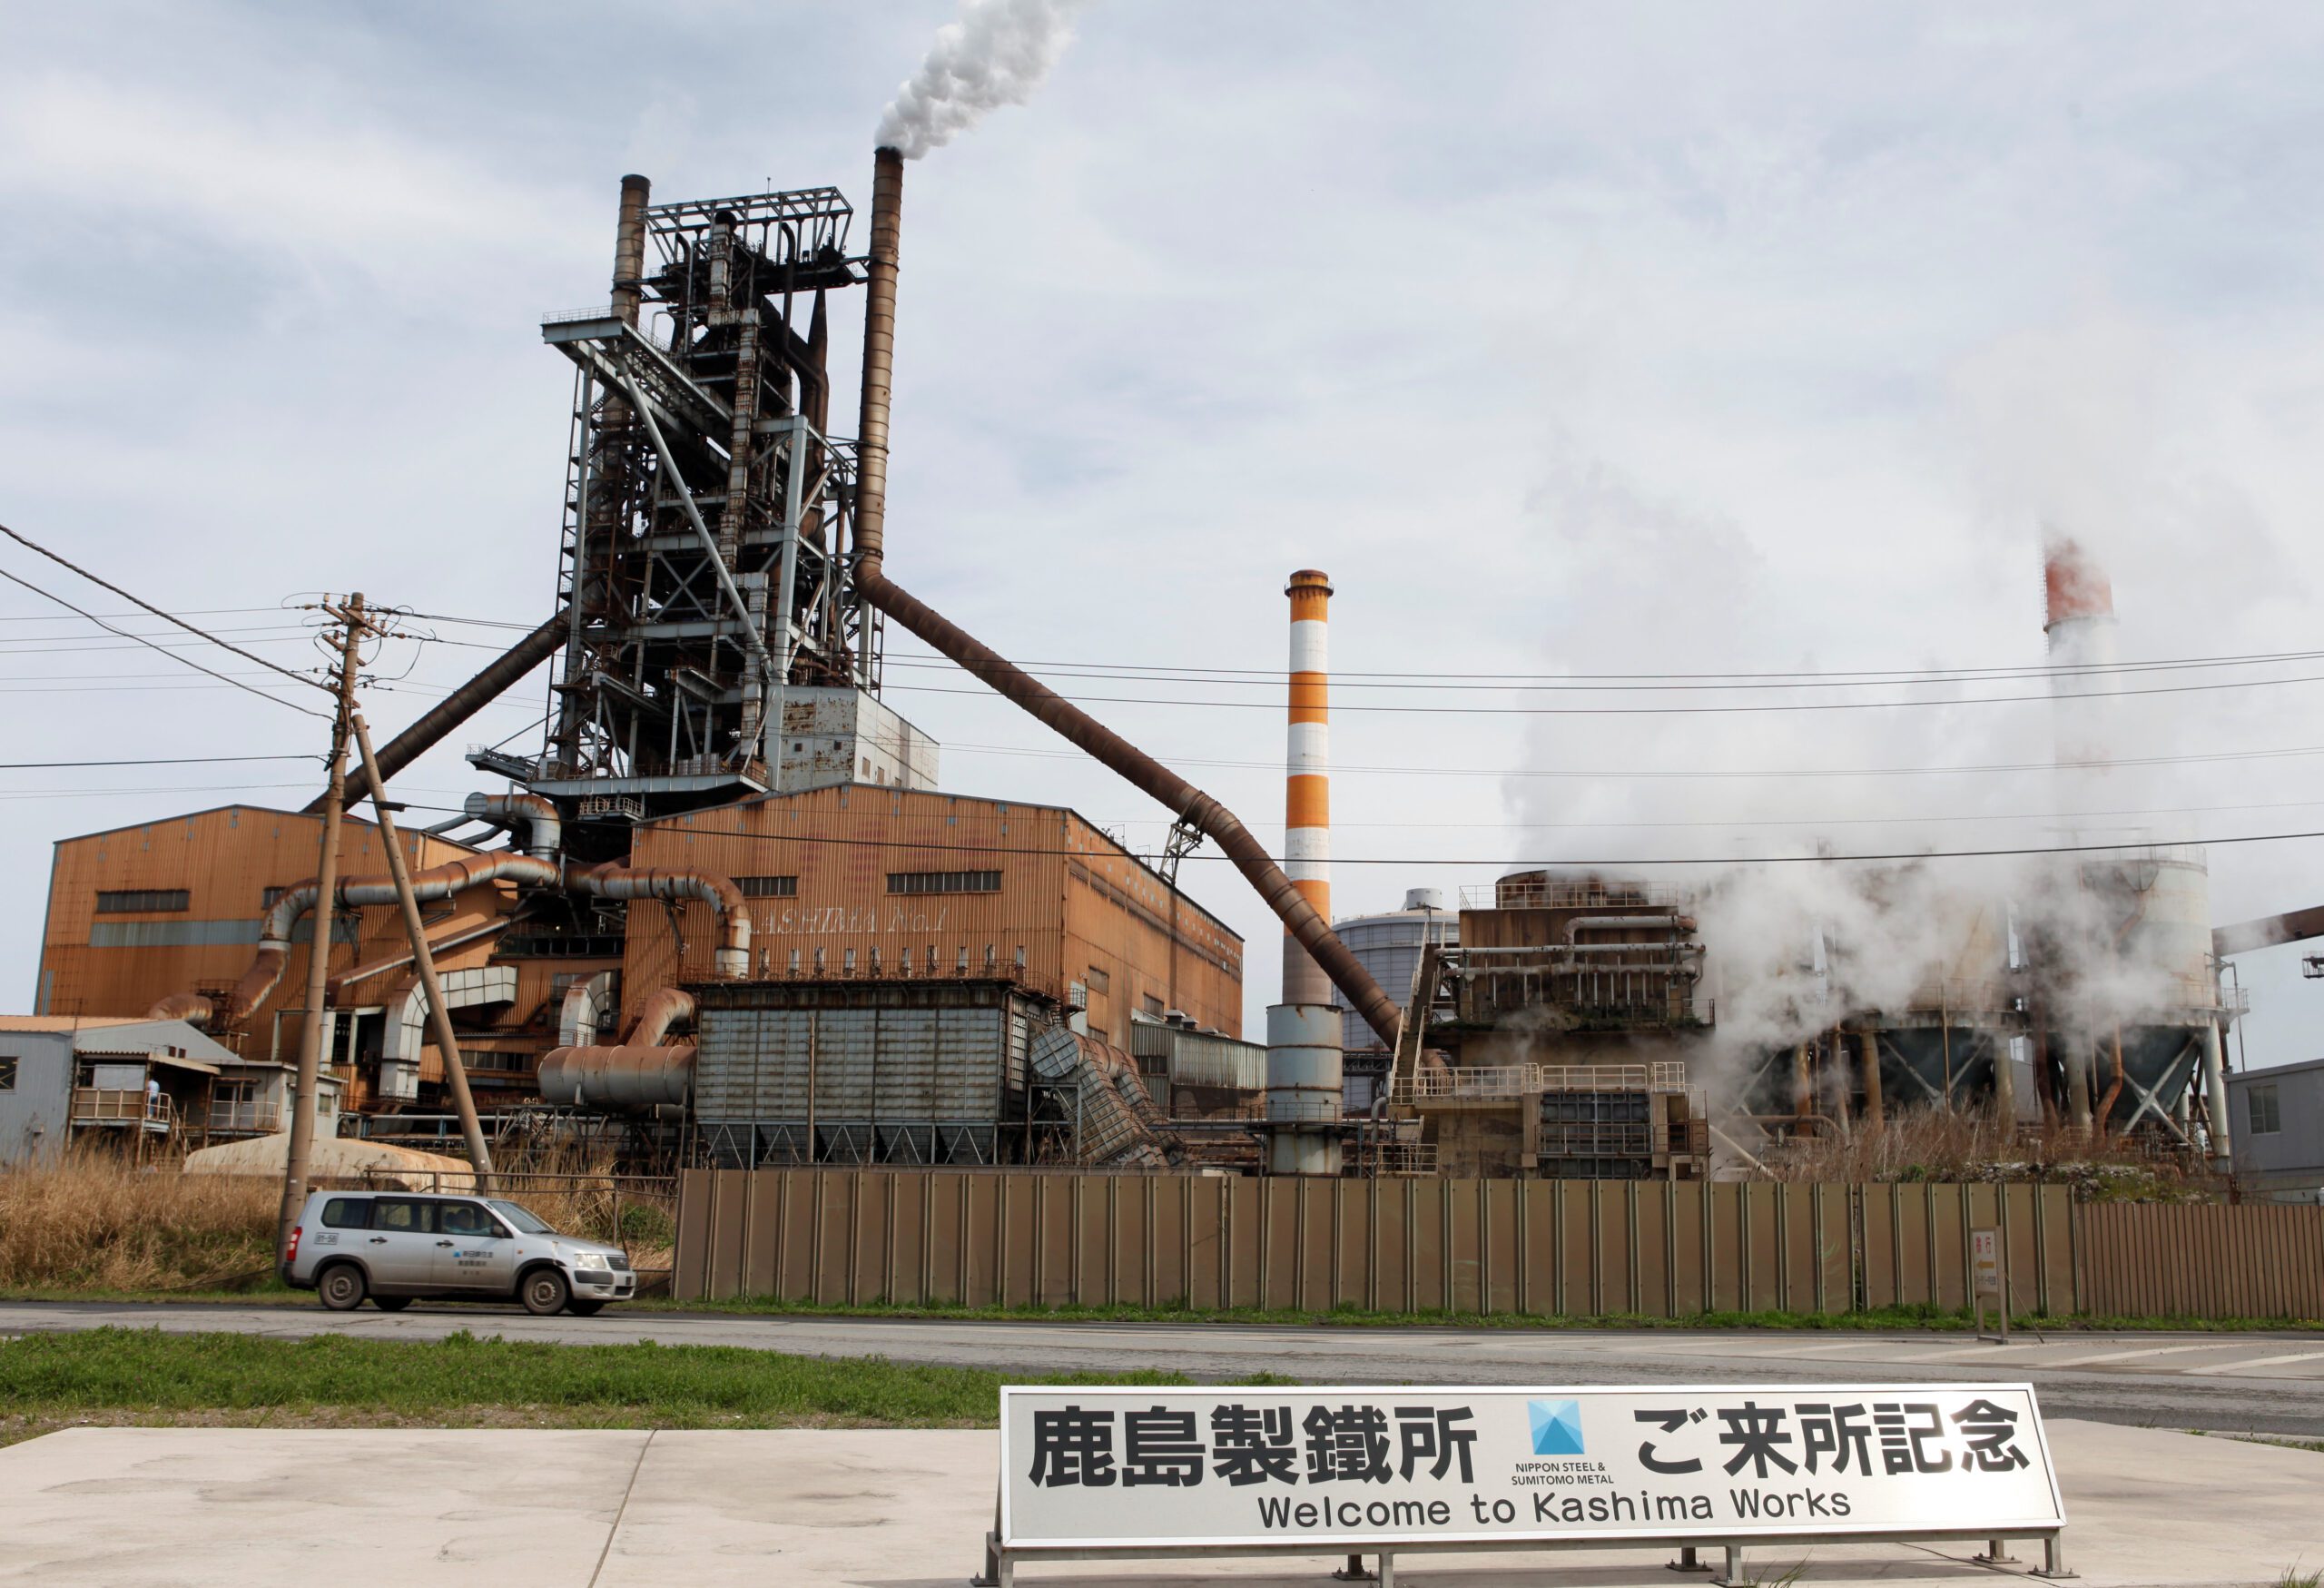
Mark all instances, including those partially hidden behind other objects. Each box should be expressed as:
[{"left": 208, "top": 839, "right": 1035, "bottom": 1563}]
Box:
[
  {"left": 1282, "top": 569, "right": 1334, "bottom": 1004},
  {"left": 1266, "top": 569, "right": 1344, "bottom": 1173},
  {"left": 2042, "top": 535, "right": 2120, "bottom": 833}
]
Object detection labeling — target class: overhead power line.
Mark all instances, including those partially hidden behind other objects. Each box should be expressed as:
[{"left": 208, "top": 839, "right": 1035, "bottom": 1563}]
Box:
[
  {"left": 0, "top": 754, "right": 315, "bottom": 770},
  {"left": 388, "top": 804, "right": 2324, "bottom": 868},
  {"left": 0, "top": 522, "right": 329, "bottom": 694},
  {"left": 940, "top": 739, "right": 2324, "bottom": 781},
  {"left": 885, "top": 670, "right": 2324, "bottom": 716},
  {"left": 884, "top": 642, "right": 2324, "bottom": 686},
  {"left": 0, "top": 565, "right": 330, "bottom": 720},
  {"left": 882, "top": 646, "right": 2324, "bottom": 695}
]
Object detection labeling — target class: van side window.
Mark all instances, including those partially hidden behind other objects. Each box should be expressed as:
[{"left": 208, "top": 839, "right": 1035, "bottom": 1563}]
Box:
[
  {"left": 320, "top": 1198, "right": 370, "bottom": 1230},
  {"left": 370, "top": 1198, "right": 436, "bottom": 1234},
  {"left": 439, "top": 1202, "right": 497, "bottom": 1238}
]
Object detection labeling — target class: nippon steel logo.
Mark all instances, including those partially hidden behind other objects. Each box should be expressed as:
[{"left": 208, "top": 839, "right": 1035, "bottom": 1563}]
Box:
[{"left": 1528, "top": 1399, "right": 1584, "bottom": 1456}]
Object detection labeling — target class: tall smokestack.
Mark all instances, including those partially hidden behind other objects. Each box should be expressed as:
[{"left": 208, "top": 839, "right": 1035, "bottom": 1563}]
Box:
[
  {"left": 612, "top": 174, "right": 651, "bottom": 328},
  {"left": 2042, "top": 534, "right": 2120, "bottom": 833},
  {"left": 1283, "top": 570, "right": 1334, "bottom": 1004},
  {"left": 854, "top": 146, "right": 904, "bottom": 582}
]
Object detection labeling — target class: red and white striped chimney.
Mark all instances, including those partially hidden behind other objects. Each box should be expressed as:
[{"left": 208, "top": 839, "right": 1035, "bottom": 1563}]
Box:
[
  {"left": 2043, "top": 535, "right": 2120, "bottom": 831},
  {"left": 1283, "top": 570, "right": 1334, "bottom": 1005}
]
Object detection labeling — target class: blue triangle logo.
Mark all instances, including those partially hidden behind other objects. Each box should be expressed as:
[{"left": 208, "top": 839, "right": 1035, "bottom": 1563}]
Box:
[{"left": 1529, "top": 1398, "right": 1584, "bottom": 1455}]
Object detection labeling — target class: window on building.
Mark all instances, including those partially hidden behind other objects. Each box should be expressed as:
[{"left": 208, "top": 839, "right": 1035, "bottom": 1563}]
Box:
[
  {"left": 888, "top": 870, "right": 1000, "bottom": 895},
  {"left": 95, "top": 889, "right": 189, "bottom": 913},
  {"left": 1085, "top": 966, "right": 1111, "bottom": 993},
  {"left": 0, "top": 1055, "right": 15, "bottom": 1091},
  {"left": 843, "top": 948, "right": 857, "bottom": 972},
  {"left": 2248, "top": 1083, "right": 2282, "bottom": 1137},
  {"left": 1143, "top": 994, "right": 1164, "bottom": 1017},
  {"left": 261, "top": 885, "right": 290, "bottom": 909},
  {"left": 788, "top": 949, "right": 803, "bottom": 973},
  {"left": 737, "top": 875, "right": 798, "bottom": 898}
]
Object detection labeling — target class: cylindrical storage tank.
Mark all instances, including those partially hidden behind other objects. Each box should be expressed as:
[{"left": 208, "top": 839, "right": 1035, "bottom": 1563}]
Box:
[
  {"left": 1328, "top": 894, "right": 1459, "bottom": 1057},
  {"left": 2112, "top": 849, "right": 2229, "bottom": 1146},
  {"left": 1266, "top": 1001, "right": 1342, "bottom": 1175}
]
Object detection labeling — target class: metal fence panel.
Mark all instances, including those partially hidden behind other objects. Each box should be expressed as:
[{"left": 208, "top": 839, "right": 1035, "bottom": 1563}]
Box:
[{"left": 669, "top": 1169, "right": 2324, "bottom": 1322}]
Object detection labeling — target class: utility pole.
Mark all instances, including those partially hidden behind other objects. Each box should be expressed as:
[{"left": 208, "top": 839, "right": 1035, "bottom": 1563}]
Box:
[
  {"left": 278, "top": 594, "right": 364, "bottom": 1268},
  {"left": 350, "top": 710, "right": 498, "bottom": 1192}
]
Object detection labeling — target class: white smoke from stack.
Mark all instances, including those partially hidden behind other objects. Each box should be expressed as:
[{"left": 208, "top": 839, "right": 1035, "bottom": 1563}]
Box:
[{"left": 874, "top": 0, "right": 1091, "bottom": 160}]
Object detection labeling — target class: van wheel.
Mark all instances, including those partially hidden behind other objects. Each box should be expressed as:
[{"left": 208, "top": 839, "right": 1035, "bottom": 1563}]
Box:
[
  {"left": 519, "top": 1268, "right": 570, "bottom": 1317},
  {"left": 372, "top": 1297, "right": 412, "bottom": 1312},
  {"left": 317, "top": 1264, "right": 367, "bottom": 1312},
  {"left": 567, "top": 1300, "right": 605, "bottom": 1317}
]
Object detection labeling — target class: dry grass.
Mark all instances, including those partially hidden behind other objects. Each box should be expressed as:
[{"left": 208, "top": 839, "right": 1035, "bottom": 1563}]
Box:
[
  {"left": 0, "top": 1154, "right": 279, "bottom": 1292},
  {"left": 0, "top": 1143, "right": 680, "bottom": 1297},
  {"left": 1749, "top": 1109, "right": 2214, "bottom": 1198}
]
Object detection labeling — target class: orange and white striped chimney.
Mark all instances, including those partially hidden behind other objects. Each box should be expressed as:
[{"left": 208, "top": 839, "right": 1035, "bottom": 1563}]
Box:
[
  {"left": 2043, "top": 534, "right": 2120, "bottom": 835},
  {"left": 1283, "top": 569, "right": 1334, "bottom": 1005}
]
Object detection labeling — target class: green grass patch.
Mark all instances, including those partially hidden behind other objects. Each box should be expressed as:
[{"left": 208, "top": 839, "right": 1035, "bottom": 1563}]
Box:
[{"left": 0, "top": 1327, "right": 1196, "bottom": 1446}]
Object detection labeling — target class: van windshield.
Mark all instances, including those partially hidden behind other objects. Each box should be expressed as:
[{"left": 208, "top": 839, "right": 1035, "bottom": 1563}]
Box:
[{"left": 487, "top": 1199, "right": 558, "bottom": 1236}]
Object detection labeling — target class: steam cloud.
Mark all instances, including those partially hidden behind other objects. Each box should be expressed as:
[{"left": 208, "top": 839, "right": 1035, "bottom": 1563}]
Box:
[{"left": 875, "top": 0, "right": 1091, "bottom": 160}]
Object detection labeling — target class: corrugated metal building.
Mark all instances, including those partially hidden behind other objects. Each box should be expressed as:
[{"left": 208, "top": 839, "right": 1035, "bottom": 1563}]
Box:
[
  {"left": 615, "top": 784, "right": 1245, "bottom": 1042},
  {"left": 34, "top": 807, "right": 509, "bottom": 1110}
]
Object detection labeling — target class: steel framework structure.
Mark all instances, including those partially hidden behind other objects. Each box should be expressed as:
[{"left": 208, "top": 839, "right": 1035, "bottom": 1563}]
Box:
[{"left": 487, "top": 181, "right": 881, "bottom": 843}]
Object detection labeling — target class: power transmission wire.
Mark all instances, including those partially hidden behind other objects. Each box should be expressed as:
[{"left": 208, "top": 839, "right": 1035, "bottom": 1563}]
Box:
[
  {"left": 0, "top": 566, "right": 330, "bottom": 720},
  {"left": 381, "top": 803, "right": 2324, "bottom": 867},
  {"left": 937, "top": 739, "right": 2324, "bottom": 780},
  {"left": 881, "top": 647, "right": 2324, "bottom": 694},
  {"left": 0, "top": 754, "right": 314, "bottom": 770},
  {"left": 883, "top": 643, "right": 2324, "bottom": 686},
  {"left": 0, "top": 522, "right": 330, "bottom": 693},
  {"left": 884, "top": 669, "right": 2324, "bottom": 715}
]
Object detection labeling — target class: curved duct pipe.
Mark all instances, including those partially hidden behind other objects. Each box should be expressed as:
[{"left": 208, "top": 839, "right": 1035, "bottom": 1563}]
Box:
[
  {"left": 556, "top": 970, "right": 617, "bottom": 1048},
  {"left": 190, "top": 856, "right": 751, "bottom": 1029},
  {"left": 464, "top": 791, "right": 563, "bottom": 859},
  {"left": 310, "top": 609, "right": 571, "bottom": 814},
  {"left": 537, "top": 985, "right": 697, "bottom": 1113},
  {"left": 582, "top": 867, "right": 751, "bottom": 980},
  {"left": 144, "top": 991, "right": 216, "bottom": 1028},
  {"left": 849, "top": 147, "right": 1401, "bottom": 1052},
  {"left": 621, "top": 987, "right": 695, "bottom": 1046}
]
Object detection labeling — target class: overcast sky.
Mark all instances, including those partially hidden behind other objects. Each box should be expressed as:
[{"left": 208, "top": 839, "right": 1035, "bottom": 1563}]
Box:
[{"left": 4, "top": 2, "right": 2323, "bottom": 1066}]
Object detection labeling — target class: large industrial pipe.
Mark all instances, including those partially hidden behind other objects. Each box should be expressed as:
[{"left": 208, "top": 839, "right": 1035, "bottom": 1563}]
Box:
[
  {"left": 538, "top": 1044, "right": 694, "bottom": 1110},
  {"left": 313, "top": 609, "right": 571, "bottom": 814},
  {"left": 463, "top": 791, "right": 562, "bottom": 858},
  {"left": 187, "top": 852, "right": 751, "bottom": 1029},
  {"left": 538, "top": 988, "right": 697, "bottom": 1110},
  {"left": 848, "top": 147, "right": 1403, "bottom": 1051}
]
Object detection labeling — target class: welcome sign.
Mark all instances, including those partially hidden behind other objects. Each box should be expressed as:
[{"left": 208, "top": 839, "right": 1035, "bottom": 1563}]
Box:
[{"left": 1000, "top": 1384, "right": 2063, "bottom": 1551}]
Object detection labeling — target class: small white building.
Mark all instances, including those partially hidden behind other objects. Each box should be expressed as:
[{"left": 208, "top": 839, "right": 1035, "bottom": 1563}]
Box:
[
  {"left": 2230, "top": 1057, "right": 2324, "bottom": 1202},
  {"left": 0, "top": 1015, "right": 340, "bottom": 1168}
]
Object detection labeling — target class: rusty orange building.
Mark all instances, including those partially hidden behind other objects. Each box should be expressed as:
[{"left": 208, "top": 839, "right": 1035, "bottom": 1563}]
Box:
[
  {"left": 617, "top": 785, "right": 1242, "bottom": 1043},
  {"left": 35, "top": 806, "right": 541, "bottom": 1111},
  {"left": 33, "top": 787, "right": 1242, "bottom": 1132}
]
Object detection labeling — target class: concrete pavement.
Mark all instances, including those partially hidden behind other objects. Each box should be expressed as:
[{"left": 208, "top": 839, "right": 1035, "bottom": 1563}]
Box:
[
  {"left": 5, "top": 1300, "right": 2324, "bottom": 1435},
  {"left": 0, "top": 1420, "right": 2315, "bottom": 1586}
]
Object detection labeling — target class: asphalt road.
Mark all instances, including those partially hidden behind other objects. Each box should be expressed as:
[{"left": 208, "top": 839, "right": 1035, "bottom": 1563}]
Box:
[{"left": 7, "top": 1300, "right": 2324, "bottom": 1437}]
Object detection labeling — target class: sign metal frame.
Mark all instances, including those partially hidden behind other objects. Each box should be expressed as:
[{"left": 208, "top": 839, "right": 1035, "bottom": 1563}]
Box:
[{"left": 978, "top": 1382, "right": 2073, "bottom": 1587}]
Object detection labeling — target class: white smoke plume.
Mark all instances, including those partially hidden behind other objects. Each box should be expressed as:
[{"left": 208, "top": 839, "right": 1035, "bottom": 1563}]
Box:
[{"left": 874, "top": 0, "right": 1091, "bottom": 160}]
